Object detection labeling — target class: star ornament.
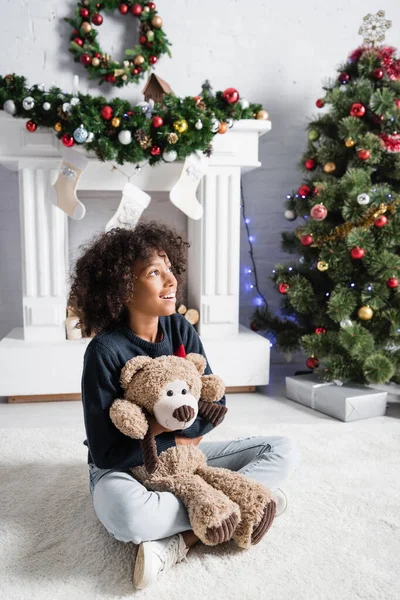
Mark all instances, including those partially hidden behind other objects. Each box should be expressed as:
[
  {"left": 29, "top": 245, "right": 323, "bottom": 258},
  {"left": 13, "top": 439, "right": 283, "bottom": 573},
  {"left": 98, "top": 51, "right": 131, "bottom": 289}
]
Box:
[{"left": 359, "top": 10, "right": 392, "bottom": 45}]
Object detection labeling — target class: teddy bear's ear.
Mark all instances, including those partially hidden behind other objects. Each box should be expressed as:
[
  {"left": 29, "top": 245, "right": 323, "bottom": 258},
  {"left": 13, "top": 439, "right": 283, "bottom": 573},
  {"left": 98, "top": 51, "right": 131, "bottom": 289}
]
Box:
[
  {"left": 186, "top": 353, "right": 207, "bottom": 374},
  {"left": 120, "top": 356, "right": 153, "bottom": 389}
]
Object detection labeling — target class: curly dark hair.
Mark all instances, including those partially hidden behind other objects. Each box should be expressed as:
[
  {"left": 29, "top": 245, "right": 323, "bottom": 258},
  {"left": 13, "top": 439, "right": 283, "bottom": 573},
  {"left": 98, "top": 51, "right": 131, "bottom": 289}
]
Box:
[{"left": 68, "top": 221, "right": 190, "bottom": 336}]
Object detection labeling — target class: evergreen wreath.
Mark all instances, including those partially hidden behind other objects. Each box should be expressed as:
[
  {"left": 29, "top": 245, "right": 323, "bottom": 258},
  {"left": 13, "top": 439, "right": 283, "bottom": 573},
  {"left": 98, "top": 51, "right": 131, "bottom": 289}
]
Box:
[{"left": 65, "top": 0, "right": 171, "bottom": 88}]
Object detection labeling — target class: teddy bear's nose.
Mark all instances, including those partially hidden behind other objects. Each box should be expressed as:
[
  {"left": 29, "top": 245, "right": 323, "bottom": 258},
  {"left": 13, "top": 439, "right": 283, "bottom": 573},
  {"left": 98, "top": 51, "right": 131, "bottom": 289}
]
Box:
[{"left": 173, "top": 405, "right": 195, "bottom": 422}]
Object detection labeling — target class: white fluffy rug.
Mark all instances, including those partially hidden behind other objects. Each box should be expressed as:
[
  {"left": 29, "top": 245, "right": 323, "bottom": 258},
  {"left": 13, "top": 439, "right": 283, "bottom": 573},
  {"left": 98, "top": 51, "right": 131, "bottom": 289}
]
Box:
[{"left": 1, "top": 417, "right": 400, "bottom": 600}]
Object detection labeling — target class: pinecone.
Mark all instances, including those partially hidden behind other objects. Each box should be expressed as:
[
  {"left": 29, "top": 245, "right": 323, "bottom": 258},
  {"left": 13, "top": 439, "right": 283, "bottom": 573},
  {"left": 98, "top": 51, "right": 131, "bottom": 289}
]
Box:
[
  {"left": 135, "top": 129, "right": 152, "bottom": 149},
  {"left": 57, "top": 105, "right": 70, "bottom": 120},
  {"left": 100, "top": 54, "right": 111, "bottom": 68},
  {"left": 167, "top": 132, "right": 178, "bottom": 144},
  {"left": 4, "top": 74, "right": 14, "bottom": 84},
  {"left": 140, "top": 22, "right": 151, "bottom": 34}
]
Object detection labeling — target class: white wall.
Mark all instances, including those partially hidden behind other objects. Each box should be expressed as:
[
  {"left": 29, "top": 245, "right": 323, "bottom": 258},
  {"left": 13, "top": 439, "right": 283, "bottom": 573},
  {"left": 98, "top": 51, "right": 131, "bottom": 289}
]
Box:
[{"left": 1, "top": 0, "right": 400, "bottom": 342}]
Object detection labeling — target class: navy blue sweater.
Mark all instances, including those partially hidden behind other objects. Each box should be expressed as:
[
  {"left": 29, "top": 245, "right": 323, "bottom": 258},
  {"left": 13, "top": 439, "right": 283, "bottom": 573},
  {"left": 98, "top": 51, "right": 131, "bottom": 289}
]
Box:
[{"left": 81, "top": 313, "right": 226, "bottom": 470}]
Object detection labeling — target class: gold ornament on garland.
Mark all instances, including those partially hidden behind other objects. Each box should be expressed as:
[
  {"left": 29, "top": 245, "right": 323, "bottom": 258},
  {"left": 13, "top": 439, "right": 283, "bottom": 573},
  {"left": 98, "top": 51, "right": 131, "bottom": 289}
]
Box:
[
  {"left": 81, "top": 22, "right": 92, "bottom": 33},
  {"left": 111, "top": 117, "right": 120, "bottom": 127},
  {"left": 151, "top": 16, "right": 163, "bottom": 28},
  {"left": 134, "top": 55, "right": 145, "bottom": 66},
  {"left": 358, "top": 306, "right": 374, "bottom": 320},
  {"left": 324, "top": 161, "right": 336, "bottom": 173},
  {"left": 54, "top": 122, "right": 62, "bottom": 132},
  {"left": 174, "top": 119, "right": 188, "bottom": 133},
  {"left": 345, "top": 138, "right": 356, "bottom": 147},
  {"left": 317, "top": 261, "right": 329, "bottom": 271},
  {"left": 91, "top": 57, "right": 100, "bottom": 67},
  {"left": 256, "top": 109, "right": 269, "bottom": 120}
]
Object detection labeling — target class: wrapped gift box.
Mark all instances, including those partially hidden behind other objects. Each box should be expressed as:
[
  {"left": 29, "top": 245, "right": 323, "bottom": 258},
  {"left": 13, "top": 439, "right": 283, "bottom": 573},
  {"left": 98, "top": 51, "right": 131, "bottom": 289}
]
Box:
[{"left": 285, "top": 374, "right": 387, "bottom": 422}]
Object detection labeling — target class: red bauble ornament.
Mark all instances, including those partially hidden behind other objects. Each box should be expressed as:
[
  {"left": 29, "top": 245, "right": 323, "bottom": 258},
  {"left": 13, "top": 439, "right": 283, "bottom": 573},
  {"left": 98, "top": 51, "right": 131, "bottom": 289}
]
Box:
[
  {"left": 222, "top": 88, "right": 240, "bottom": 104},
  {"left": 278, "top": 283, "right": 290, "bottom": 294},
  {"left": 94, "top": 52, "right": 101, "bottom": 58},
  {"left": 132, "top": 68, "right": 139, "bottom": 75},
  {"left": 131, "top": 3, "right": 143, "bottom": 15},
  {"left": 306, "top": 356, "right": 319, "bottom": 369},
  {"left": 152, "top": 116, "right": 163, "bottom": 128},
  {"left": 149, "top": 55, "right": 158, "bottom": 65},
  {"left": 107, "top": 75, "right": 116, "bottom": 84},
  {"left": 101, "top": 105, "right": 113, "bottom": 120},
  {"left": 151, "top": 146, "right": 161, "bottom": 156},
  {"left": 315, "top": 327, "right": 327, "bottom": 335},
  {"left": 148, "top": 1, "right": 156, "bottom": 8},
  {"left": 305, "top": 159, "right": 316, "bottom": 170},
  {"left": 351, "top": 246, "right": 365, "bottom": 259},
  {"left": 80, "top": 8, "right": 89, "bottom": 18},
  {"left": 310, "top": 204, "right": 328, "bottom": 221},
  {"left": 358, "top": 149, "right": 371, "bottom": 160},
  {"left": 316, "top": 98, "right": 325, "bottom": 108},
  {"left": 73, "top": 37, "right": 84, "bottom": 47},
  {"left": 298, "top": 185, "right": 311, "bottom": 197},
  {"left": 338, "top": 72, "right": 350, "bottom": 83},
  {"left": 80, "top": 53, "right": 91, "bottom": 66},
  {"left": 395, "top": 99, "right": 400, "bottom": 109},
  {"left": 301, "top": 234, "right": 313, "bottom": 246},
  {"left": 139, "top": 35, "right": 147, "bottom": 44},
  {"left": 62, "top": 134, "right": 75, "bottom": 147},
  {"left": 350, "top": 103, "right": 366, "bottom": 118},
  {"left": 26, "top": 120, "right": 37, "bottom": 132},
  {"left": 119, "top": 3, "right": 129, "bottom": 14},
  {"left": 374, "top": 215, "right": 388, "bottom": 227},
  {"left": 92, "top": 13, "right": 103, "bottom": 25},
  {"left": 387, "top": 277, "right": 399, "bottom": 289},
  {"left": 372, "top": 68, "right": 384, "bottom": 80}
]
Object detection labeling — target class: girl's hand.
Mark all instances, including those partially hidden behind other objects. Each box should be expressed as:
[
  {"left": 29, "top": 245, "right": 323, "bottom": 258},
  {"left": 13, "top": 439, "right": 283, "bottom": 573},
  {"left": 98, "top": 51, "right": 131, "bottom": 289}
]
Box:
[{"left": 175, "top": 436, "right": 203, "bottom": 446}]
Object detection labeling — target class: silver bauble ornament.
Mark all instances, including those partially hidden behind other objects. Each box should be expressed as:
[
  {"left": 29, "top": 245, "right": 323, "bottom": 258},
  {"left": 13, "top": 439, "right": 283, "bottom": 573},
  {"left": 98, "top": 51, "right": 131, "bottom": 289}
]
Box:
[
  {"left": 284, "top": 209, "right": 297, "bottom": 221},
  {"left": 239, "top": 98, "right": 249, "bottom": 109},
  {"left": 163, "top": 150, "right": 177, "bottom": 162},
  {"left": 73, "top": 124, "right": 89, "bottom": 143},
  {"left": 226, "top": 118, "right": 234, "bottom": 129},
  {"left": 340, "top": 319, "right": 353, "bottom": 328},
  {"left": 118, "top": 130, "right": 132, "bottom": 145},
  {"left": 22, "top": 96, "right": 35, "bottom": 110},
  {"left": 211, "top": 117, "right": 220, "bottom": 133},
  {"left": 195, "top": 119, "right": 203, "bottom": 130},
  {"left": 42, "top": 101, "right": 51, "bottom": 111},
  {"left": 357, "top": 193, "right": 370, "bottom": 205},
  {"left": 3, "top": 99, "right": 16, "bottom": 114}
]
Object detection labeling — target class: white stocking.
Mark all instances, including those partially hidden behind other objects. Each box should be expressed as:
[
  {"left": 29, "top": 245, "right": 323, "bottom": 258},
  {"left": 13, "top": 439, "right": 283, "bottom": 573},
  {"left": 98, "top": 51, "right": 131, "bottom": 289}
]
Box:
[
  {"left": 105, "top": 182, "right": 151, "bottom": 232},
  {"left": 169, "top": 152, "right": 209, "bottom": 220}
]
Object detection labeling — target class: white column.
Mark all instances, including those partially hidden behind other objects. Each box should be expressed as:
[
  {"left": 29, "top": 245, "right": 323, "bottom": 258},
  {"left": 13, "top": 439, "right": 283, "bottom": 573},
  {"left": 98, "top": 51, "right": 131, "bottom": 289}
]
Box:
[
  {"left": 19, "top": 166, "right": 68, "bottom": 341},
  {"left": 188, "top": 166, "right": 241, "bottom": 339}
]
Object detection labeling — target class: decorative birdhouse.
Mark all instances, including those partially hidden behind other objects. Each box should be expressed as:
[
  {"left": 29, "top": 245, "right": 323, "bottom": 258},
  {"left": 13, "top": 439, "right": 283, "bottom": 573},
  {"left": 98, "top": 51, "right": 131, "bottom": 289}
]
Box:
[{"left": 142, "top": 74, "right": 174, "bottom": 104}]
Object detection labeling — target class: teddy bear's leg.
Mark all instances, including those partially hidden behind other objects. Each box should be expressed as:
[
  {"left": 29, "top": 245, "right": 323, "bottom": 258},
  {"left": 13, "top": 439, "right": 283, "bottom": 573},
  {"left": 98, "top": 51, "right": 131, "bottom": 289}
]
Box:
[
  {"left": 142, "top": 472, "right": 241, "bottom": 546},
  {"left": 196, "top": 466, "right": 276, "bottom": 550}
]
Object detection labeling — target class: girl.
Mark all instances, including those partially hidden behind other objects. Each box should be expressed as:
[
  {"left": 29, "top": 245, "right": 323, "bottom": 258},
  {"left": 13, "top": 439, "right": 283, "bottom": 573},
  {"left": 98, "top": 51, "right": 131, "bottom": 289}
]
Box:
[{"left": 70, "top": 221, "right": 301, "bottom": 590}]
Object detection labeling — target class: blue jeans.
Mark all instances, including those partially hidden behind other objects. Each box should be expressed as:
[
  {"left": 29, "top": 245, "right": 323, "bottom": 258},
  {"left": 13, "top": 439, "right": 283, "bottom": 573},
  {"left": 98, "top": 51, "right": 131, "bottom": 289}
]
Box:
[{"left": 89, "top": 436, "right": 301, "bottom": 544}]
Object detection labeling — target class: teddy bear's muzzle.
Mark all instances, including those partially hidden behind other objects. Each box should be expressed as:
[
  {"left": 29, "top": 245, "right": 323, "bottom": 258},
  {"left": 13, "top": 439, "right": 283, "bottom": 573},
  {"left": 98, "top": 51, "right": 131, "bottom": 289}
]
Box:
[{"left": 172, "top": 405, "right": 195, "bottom": 423}]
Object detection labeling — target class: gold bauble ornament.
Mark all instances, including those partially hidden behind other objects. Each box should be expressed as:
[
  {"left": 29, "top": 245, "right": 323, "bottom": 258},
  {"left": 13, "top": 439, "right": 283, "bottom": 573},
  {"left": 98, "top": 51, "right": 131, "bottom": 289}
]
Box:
[
  {"left": 134, "top": 55, "right": 145, "bottom": 65},
  {"left": 358, "top": 306, "right": 373, "bottom": 320},
  {"left": 122, "top": 74, "right": 128, "bottom": 81},
  {"left": 111, "top": 117, "right": 121, "bottom": 127},
  {"left": 151, "top": 16, "right": 163, "bottom": 28},
  {"left": 91, "top": 57, "right": 100, "bottom": 67},
  {"left": 174, "top": 120, "right": 188, "bottom": 134},
  {"left": 54, "top": 122, "right": 62, "bottom": 132},
  {"left": 317, "top": 261, "right": 329, "bottom": 271},
  {"left": 324, "top": 161, "right": 336, "bottom": 174},
  {"left": 81, "top": 22, "right": 92, "bottom": 33},
  {"left": 345, "top": 138, "right": 355, "bottom": 148},
  {"left": 256, "top": 110, "right": 269, "bottom": 120}
]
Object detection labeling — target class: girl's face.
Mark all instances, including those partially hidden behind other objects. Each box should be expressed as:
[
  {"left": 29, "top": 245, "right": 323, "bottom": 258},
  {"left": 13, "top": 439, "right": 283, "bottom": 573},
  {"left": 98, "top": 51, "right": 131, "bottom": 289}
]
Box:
[{"left": 128, "top": 250, "right": 178, "bottom": 317}]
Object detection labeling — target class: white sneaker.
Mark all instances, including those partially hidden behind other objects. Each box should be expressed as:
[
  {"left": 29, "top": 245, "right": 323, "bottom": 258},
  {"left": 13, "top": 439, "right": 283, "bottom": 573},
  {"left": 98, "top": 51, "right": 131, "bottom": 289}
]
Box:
[
  {"left": 274, "top": 488, "right": 288, "bottom": 517},
  {"left": 133, "top": 533, "right": 189, "bottom": 589}
]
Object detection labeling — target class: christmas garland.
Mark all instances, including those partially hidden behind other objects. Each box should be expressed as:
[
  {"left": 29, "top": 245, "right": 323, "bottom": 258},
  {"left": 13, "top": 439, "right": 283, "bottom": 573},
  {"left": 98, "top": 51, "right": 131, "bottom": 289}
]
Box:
[
  {"left": 0, "top": 75, "right": 269, "bottom": 166},
  {"left": 65, "top": 0, "right": 171, "bottom": 87}
]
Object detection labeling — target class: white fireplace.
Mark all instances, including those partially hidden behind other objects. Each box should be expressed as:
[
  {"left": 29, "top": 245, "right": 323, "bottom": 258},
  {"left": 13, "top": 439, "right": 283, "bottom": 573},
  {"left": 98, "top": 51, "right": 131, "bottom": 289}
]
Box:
[{"left": 0, "top": 113, "right": 271, "bottom": 397}]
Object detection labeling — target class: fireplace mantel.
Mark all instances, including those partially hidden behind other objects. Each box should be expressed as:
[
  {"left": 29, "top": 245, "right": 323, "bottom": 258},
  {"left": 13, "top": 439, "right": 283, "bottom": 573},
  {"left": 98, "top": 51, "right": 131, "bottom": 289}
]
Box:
[{"left": 0, "top": 113, "right": 272, "bottom": 395}]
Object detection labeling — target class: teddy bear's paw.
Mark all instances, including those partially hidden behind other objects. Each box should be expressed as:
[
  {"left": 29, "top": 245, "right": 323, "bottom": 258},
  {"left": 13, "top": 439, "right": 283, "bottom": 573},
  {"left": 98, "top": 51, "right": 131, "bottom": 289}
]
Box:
[
  {"left": 251, "top": 499, "right": 276, "bottom": 545},
  {"left": 206, "top": 512, "right": 240, "bottom": 544}
]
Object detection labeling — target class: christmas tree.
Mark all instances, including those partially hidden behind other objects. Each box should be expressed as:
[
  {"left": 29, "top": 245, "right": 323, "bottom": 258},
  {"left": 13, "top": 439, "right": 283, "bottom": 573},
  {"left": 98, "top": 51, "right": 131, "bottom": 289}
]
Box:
[{"left": 253, "top": 11, "right": 400, "bottom": 385}]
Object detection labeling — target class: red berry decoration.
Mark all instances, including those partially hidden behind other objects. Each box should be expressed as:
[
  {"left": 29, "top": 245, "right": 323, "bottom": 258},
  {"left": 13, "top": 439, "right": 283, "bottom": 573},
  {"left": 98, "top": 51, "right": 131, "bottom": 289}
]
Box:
[
  {"left": 62, "top": 134, "right": 75, "bottom": 147},
  {"left": 119, "top": 3, "right": 129, "bottom": 14},
  {"left": 148, "top": 2, "right": 156, "bottom": 8},
  {"left": 107, "top": 75, "right": 116, "bottom": 84},
  {"left": 358, "top": 149, "right": 371, "bottom": 160},
  {"left": 131, "top": 3, "right": 143, "bottom": 15},
  {"left": 94, "top": 52, "right": 101, "bottom": 58},
  {"left": 315, "top": 328, "right": 327, "bottom": 335},
  {"left": 310, "top": 204, "right": 328, "bottom": 221},
  {"left": 132, "top": 68, "right": 139, "bottom": 75},
  {"left": 350, "top": 103, "right": 366, "bottom": 118},
  {"left": 73, "top": 37, "right": 84, "bottom": 47},
  {"left": 387, "top": 277, "right": 399, "bottom": 289},
  {"left": 298, "top": 185, "right": 311, "bottom": 197},
  {"left": 26, "top": 120, "right": 37, "bottom": 132},
  {"left": 305, "top": 159, "right": 316, "bottom": 170},
  {"left": 395, "top": 99, "right": 400, "bottom": 109},
  {"left": 80, "top": 53, "right": 91, "bottom": 66},
  {"left": 372, "top": 68, "right": 384, "bottom": 80},
  {"left": 278, "top": 283, "right": 290, "bottom": 294},
  {"left": 80, "top": 8, "right": 89, "bottom": 18},
  {"left": 316, "top": 98, "right": 325, "bottom": 108},
  {"left": 351, "top": 246, "right": 365, "bottom": 259},
  {"left": 338, "top": 72, "right": 350, "bottom": 83},
  {"left": 101, "top": 105, "right": 113, "bottom": 120},
  {"left": 375, "top": 215, "right": 388, "bottom": 227},
  {"left": 92, "top": 13, "right": 103, "bottom": 25},
  {"left": 151, "top": 146, "right": 161, "bottom": 156},
  {"left": 222, "top": 88, "right": 240, "bottom": 104},
  {"left": 301, "top": 234, "right": 313, "bottom": 246},
  {"left": 139, "top": 35, "right": 147, "bottom": 44},
  {"left": 152, "top": 116, "right": 163, "bottom": 128},
  {"left": 306, "top": 356, "right": 319, "bottom": 369},
  {"left": 149, "top": 55, "right": 158, "bottom": 65}
]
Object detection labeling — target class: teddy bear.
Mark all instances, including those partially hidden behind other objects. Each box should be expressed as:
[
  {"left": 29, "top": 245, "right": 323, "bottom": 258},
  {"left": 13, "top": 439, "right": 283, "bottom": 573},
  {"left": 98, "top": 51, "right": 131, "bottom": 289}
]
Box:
[{"left": 109, "top": 353, "right": 276, "bottom": 549}]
